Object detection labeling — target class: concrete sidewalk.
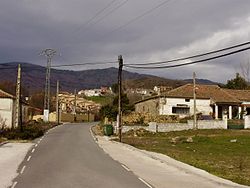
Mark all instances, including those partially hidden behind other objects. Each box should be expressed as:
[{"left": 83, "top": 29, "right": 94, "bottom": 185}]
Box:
[
  {"left": 0, "top": 143, "right": 33, "bottom": 188},
  {"left": 96, "top": 136, "right": 250, "bottom": 188}
]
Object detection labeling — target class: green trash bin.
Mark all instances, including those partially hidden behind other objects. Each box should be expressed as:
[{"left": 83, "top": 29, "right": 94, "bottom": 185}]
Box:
[{"left": 104, "top": 124, "right": 113, "bottom": 136}]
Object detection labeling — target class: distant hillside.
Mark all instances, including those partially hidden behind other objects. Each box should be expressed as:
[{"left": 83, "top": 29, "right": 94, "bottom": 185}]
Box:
[
  {"left": 0, "top": 62, "right": 150, "bottom": 93},
  {"left": 124, "top": 76, "right": 185, "bottom": 90},
  {"left": 0, "top": 62, "right": 219, "bottom": 94},
  {"left": 183, "top": 79, "right": 219, "bottom": 85}
]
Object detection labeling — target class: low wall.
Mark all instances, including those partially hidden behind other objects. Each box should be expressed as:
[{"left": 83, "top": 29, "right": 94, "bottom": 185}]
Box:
[
  {"left": 244, "top": 115, "right": 250, "bottom": 129},
  {"left": 33, "top": 113, "right": 95, "bottom": 122},
  {"left": 122, "top": 120, "right": 227, "bottom": 133}
]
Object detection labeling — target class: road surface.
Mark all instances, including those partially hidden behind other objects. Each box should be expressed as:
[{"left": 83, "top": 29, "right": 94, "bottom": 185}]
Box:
[{"left": 13, "top": 123, "right": 148, "bottom": 188}]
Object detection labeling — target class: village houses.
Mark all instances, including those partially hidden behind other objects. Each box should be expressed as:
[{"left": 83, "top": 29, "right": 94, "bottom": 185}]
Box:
[{"left": 135, "top": 84, "right": 250, "bottom": 119}]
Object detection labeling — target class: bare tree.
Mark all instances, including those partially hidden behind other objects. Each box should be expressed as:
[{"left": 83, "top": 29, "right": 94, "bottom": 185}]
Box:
[
  {"left": 0, "top": 115, "right": 7, "bottom": 130},
  {"left": 240, "top": 59, "right": 250, "bottom": 83}
]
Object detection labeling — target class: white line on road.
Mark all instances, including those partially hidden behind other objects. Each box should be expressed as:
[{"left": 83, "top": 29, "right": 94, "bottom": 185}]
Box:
[
  {"left": 35, "top": 144, "right": 38, "bottom": 147},
  {"left": 138, "top": 177, "right": 153, "bottom": 188},
  {"left": 121, "top": 164, "right": 130, "bottom": 171},
  {"left": 20, "top": 165, "right": 26, "bottom": 174},
  {"left": 39, "top": 138, "right": 42, "bottom": 141},
  {"left": 11, "top": 181, "right": 17, "bottom": 188},
  {"left": 31, "top": 148, "right": 35, "bottom": 153},
  {"left": 27, "top": 156, "right": 32, "bottom": 162}
]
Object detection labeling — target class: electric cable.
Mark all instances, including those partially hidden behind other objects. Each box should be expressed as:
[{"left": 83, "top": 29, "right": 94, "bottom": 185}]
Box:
[
  {"left": 124, "top": 46, "right": 250, "bottom": 69},
  {"left": 125, "top": 41, "right": 250, "bottom": 66}
]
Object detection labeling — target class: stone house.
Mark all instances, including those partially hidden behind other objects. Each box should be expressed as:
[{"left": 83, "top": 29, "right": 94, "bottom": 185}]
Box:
[{"left": 135, "top": 84, "right": 248, "bottom": 119}]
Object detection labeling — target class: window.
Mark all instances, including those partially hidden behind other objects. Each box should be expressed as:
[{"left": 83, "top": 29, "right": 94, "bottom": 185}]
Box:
[
  {"left": 172, "top": 107, "right": 190, "bottom": 114},
  {"left": 185, "top": 99, "right": 190, "bottom": 102}
]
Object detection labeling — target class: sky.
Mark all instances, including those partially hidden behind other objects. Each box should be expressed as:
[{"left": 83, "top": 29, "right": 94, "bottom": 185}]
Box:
[{"left": 1, "top": 0, "right": 250, "bottom": 83}]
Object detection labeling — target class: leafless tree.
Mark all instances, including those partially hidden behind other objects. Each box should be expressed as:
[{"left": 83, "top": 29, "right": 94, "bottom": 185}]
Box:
[
  {"left": 0, "top": 115, "right": 7, "bottom": 130},
  {"left": 240, "top": 59, "right": 250, "bottom": 83}
]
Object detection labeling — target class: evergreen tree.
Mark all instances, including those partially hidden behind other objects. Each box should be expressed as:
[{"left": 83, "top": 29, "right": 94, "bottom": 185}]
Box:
[{"left": 226, "top": 73, "right": 248, "bottom": 89}]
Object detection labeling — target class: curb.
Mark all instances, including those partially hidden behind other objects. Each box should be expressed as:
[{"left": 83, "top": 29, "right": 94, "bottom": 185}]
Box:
[
  {"left": 0, "top": 141, "right": 8, "bottom": 147},
  {"left": 89, "top": 126, "right": 99, "bottom": 142}
]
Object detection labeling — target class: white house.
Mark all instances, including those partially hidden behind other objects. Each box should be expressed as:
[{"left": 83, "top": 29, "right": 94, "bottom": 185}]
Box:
[
  {"left": 0, "top": 89, "right": 16, "bottom": 129},
  {"left": 78, "top": 89, "right": 101, "bottom": 97},
  {"left": 135, "top": 84, "right": 246, "bottom": 119}
]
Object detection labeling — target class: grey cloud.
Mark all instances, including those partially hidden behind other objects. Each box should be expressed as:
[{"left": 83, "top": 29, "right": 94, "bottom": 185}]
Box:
[{"left": 1, "top": 0, "right": 250, "bottom": 83}]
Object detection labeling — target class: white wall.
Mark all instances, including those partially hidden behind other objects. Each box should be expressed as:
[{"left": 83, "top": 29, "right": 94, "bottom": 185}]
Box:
[
  {"left": 159, "top": 97, "right": 212, "bottom": 116},
  {"left": 244, "top": 115, "right": 250, "bottom": 129},
  {"left": 122, "top": 120, "right": 227, "bottom": 133},
  {"left": 0, "top": 98, "right": 14, "bottom": 129}
]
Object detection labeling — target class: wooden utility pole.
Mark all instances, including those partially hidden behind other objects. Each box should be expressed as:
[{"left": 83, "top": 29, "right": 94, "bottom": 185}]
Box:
[
  {"left": 56, "top": 80, "right": 60, "bottom": 125},
  {"left": 193, "top": 72, "right": 197, "bottom": 129},
  {"left": 118, "top": 55, "right": 123, "bottom": 142},
  {"left": 74, "top": 89, "right": 77, "bottom": 122},
  {"left": 15, "top": 64, "right": 22, "bottom": 130}
]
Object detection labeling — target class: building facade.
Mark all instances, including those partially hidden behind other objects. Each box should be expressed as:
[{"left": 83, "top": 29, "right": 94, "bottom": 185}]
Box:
[{"left": 135, "top": 84, "right": 248, "bottom": 119}]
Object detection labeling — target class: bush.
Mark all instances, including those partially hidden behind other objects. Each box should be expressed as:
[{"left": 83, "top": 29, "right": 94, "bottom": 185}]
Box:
[{"left": 0, "top": 121, "right": 56, "bottom": 140}]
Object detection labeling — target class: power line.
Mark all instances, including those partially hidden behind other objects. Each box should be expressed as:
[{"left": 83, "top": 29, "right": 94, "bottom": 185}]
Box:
[
  {"left": 61, "top": 0, "right": 128, "bottom": 50},
  {"left": 104, "top": 0, "right": 172, "bottom": 36},
  {"left": 51, "top": 61, "right": 117, "bottom": 68},
  {"left": 87, "top": 0, "right": 128, "bottom": 28},
  {"left": 124, "top": 46, "right": 250, "bottom": 69},
  {"left": 72, "top": 0, "right": 118, "bottom": 33},
  {"left": 0, "top": 60, "right": 117, "bottom": 70},
  {"left": 125, "top": 41, "right": 250, "bottom": 66}
]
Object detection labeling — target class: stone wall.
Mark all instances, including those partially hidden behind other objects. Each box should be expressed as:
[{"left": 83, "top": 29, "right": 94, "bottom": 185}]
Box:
[
  {"left": 122, "top": 112, "right": 179, "bottom": 125},
  {"left": 122, "top": 119, "right": 227, "bottom": 133},
  {"left": 135, "top": 98, "right": 159, "bottom": 115}
]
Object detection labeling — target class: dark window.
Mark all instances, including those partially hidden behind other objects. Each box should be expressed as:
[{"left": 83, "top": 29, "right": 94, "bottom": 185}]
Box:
[
  {"left": 185, "top": 99, "right": 190, "bottom": 102},
  {"left": 172, "top": 107, "right": 190, "bottom": 114}
]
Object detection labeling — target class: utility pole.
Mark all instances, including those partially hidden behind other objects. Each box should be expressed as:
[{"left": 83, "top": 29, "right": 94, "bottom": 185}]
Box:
[
  {"left": 41, "top": 48, "right": 57, "bottom": 122},
  {"left": 118, "top": 55, "right": 123, "bottom": 142},
  {"left": 193, "top": 72, "right": 197, "bottom": 129},
  {"left": 15, "top": 64, "right": 21, "bottom": 129},
  {"left": 56, "top": 80, "right": 60, "bottom": 125},
  {"left": 74, "top": 89, "right": 77, "bottom": 122}
]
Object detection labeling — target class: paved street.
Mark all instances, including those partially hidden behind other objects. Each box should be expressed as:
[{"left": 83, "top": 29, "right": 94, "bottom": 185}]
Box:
[
  {"left": 13, "top": 123, "right": 148, "bottom": 188},
  {"left": 7, "top": 122, "right": 250, "bottom": 188},
  {"left": 0, "top": 142, "right": 33, "bottom": 188}
]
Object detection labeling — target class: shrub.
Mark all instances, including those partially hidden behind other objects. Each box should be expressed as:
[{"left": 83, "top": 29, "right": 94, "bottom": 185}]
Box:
[{"left": 1, "top": 121, "right": 56, "bottom": 140}]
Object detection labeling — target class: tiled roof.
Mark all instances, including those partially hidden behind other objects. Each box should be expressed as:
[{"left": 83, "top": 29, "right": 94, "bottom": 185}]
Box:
[
  {"left": 223, "top": 89, "right": 250, "bottom": 102},
  {"left": 165, "top": 84, "right": 240, "bottom": 103},
  {"left": 0, "top": 89, "right": 15, "bottom": 99}
]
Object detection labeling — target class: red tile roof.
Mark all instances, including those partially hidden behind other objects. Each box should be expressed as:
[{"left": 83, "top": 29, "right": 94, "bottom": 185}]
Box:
[
  {"left": 165, "top": 84, "right": 240, "bottom": 103},
  {"left": 223, "top": 89, "right": 250, "bottom": 102},
  {"left": 0, "top": 89, "right": 15, "bottom": 99}
]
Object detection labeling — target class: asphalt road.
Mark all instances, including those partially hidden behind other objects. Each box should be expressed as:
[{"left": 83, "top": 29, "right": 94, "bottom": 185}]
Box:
[{"left": 14, "top": 123, "right": 148, "bottom": 188}]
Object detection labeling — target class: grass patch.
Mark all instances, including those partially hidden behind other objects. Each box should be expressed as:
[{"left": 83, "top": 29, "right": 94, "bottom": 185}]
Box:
[
  {"left": 121, "top": 129, "right": 250, "bottom": 186},
  {"left": 92, "top": 124, "right": 105, "bottom": 136},
  {"left": 85, "top": 95, "right": 114, "bottom": 106}
]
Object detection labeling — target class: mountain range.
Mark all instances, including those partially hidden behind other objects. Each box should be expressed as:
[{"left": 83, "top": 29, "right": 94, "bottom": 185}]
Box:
[{"left": 0, "top": 62, "right": 219, "bottom": 94}]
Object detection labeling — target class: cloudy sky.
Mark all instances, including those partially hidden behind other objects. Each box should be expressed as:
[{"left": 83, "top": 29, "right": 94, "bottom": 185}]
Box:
[{"left": 1, "top": 0, "right": 250, "bottom": 83}]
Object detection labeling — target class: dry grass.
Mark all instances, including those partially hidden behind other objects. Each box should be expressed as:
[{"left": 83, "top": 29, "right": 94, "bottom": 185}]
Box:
[
  {"left": 91, "top": 124, "right": 104, "bottom": 136},
  {"left": 121, "top": 129, "right": 250, "bottom": 186}
]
